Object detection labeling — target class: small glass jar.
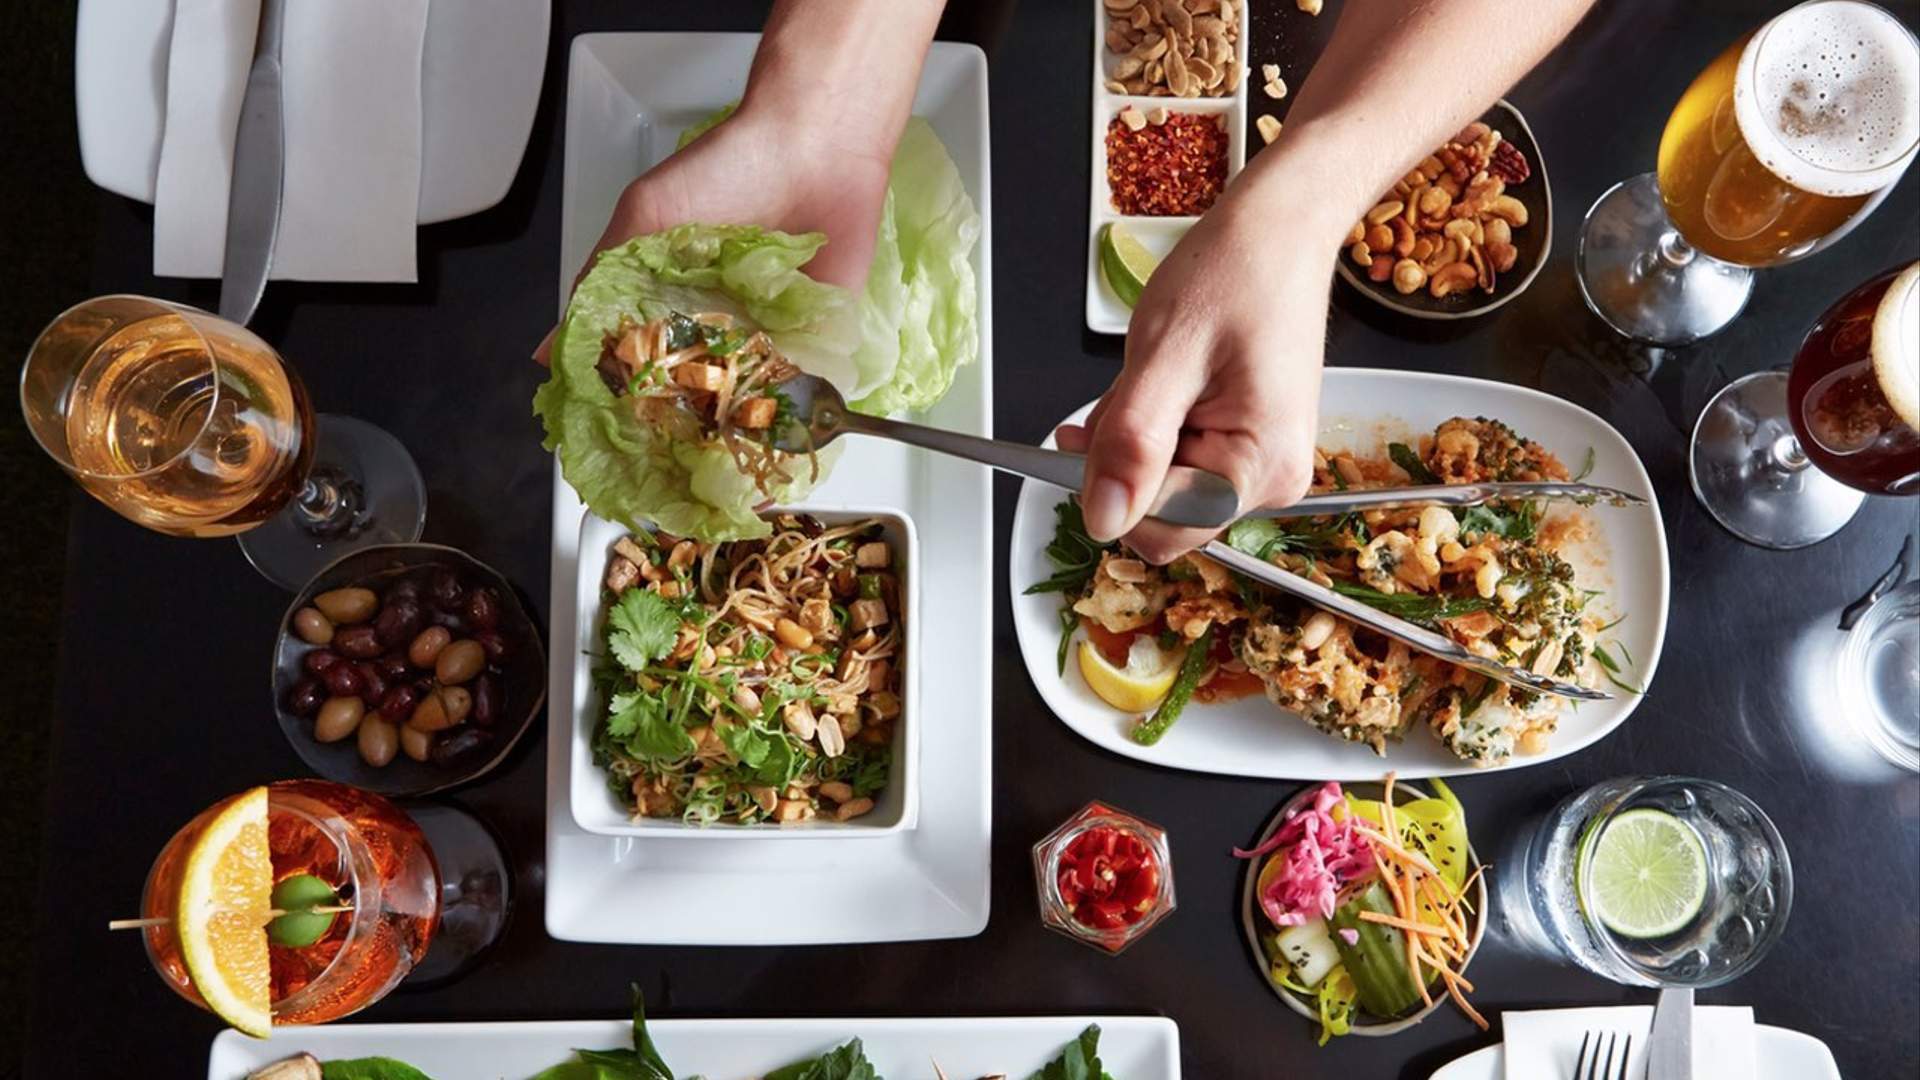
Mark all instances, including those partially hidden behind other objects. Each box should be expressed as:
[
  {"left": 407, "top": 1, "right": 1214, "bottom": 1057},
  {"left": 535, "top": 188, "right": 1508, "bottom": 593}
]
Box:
[{"left": 1032, "top": 800, "right": 1175, "bottom": 954}]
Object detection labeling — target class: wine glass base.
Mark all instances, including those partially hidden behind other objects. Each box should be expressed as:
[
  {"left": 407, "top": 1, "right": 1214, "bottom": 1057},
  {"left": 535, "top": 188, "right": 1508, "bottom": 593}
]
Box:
[
  {"left": 238, "top": 414, "right": 428, "bottom": 590},
  {"left": 1576, "top": 173, "right": 1755, "bottom": 347},
  {"left": 1689, "top": 371, "right": 1865, "bottom": 549},
  {"left": 404, "top": 801, "right": 511, "bottom": 985}
]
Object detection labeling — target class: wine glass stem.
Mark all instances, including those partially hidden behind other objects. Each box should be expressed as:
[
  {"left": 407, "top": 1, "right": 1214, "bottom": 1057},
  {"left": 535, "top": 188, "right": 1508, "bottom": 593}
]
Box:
[
  {"left": 291, "top": 465, "right": 365, "bottom": 537},
  {"left": 1657, "top": 229, "right": 1696, "bottom": 269},
  {"left": 1767, "top": 433, "right": 1811, "bottom": 476}
]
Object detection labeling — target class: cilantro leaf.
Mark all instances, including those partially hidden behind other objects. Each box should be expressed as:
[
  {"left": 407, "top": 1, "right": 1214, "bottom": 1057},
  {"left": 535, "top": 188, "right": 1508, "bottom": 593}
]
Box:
[
  {"left": 1457, "top": 500, "right": 1539, "bottom": 541},
  {"left": 1029, "top": 1024, "right": 1106, "bottom": 1080},
  {"left": 1026, "top": 499, "right": 1108, "bottom": 595},
  {"left": 606, "top": 689, "right": 693, "bottom": 759},
  {"left": 607, "top": 589, "right": 681, "bottom": 671}
]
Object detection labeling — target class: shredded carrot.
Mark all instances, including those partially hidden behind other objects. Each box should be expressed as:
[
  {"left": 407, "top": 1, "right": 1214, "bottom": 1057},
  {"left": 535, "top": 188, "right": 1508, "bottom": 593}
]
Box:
[
  {"left": 1407, "top": 935, "right": 1437, "bottom": 1009},
  {"left": 1431, "top": 963, "right": 1476, "bottom": 994},
  {"left": 1443, "top": 969, "right": 1488, "bottom": 1029},
  {"left": 1359, "top": 910, "right": 1450, "bottom": 936},
  {"left": 1382, "top": 771, "right": 1399, "bottom": 840}
]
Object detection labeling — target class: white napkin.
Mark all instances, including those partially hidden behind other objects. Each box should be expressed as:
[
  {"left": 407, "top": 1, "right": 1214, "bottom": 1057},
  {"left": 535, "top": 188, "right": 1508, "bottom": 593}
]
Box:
[
  {"left": 153, "top": 0, "right": 430, "bottom": 282},
  {"left": 1503, "top": 1005, "right": 1756, "bottom": 1080}
]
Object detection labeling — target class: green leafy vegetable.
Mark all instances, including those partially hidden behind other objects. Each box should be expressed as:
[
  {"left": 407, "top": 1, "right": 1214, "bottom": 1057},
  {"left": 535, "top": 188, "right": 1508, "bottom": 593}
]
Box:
[
  {"left": 606, "top": 589, "right": 682, "bottom": 672},
  {"left": 1572, "top": 446, "right": 1596, "bottom": 482},
  {"left": 1388, "top": 443, "right": 1439, "bottom": 485},
  {"left": 531, "top": 986, "right": 674, "bottom": 1080},
  {"left": 1457, "top": 500, "right": 1539, "bottom": 541},
  {"left": 604, "top": 689, "right": 695, "bottom": 760},
  {"left": 321, "top": 1060, "right": 435, "bottom": 1080},
  {"left": 763, "top": 1039, "right": 879, "bottom": 1080},
  {"left": 1028, "top": 1024, "right": 1112, "bottom": 1080},
  {"left": 533, "top": 223, "right": 854, "bottom": 541},
  {"left": 1027, "top": 499, "right": 1108, "bottom": 596},
  {"left": 1054, "top": 606, "right": 1079, "bottom": 677},
  {"left": 1328, "top": 581, "right": 1490, "bottom": 628},
  {"left": 1132, "top": 626, "right": 1212, "bottom": 746}
]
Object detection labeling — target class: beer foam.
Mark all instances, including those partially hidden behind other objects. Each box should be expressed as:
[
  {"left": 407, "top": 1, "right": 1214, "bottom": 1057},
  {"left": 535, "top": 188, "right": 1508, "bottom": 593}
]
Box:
[
  {"left": 1734, "top": 0, "right": 1920, "bottom": 197},
  {"left": 1873, "top": 261, "right": 1919, "bottom": 430}
]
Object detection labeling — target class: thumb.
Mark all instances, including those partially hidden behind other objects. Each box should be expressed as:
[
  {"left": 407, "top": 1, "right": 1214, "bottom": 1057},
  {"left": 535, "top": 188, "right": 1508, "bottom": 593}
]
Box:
[{"left": 1080, "top": 361, "right": 1203, "bottom": 542}]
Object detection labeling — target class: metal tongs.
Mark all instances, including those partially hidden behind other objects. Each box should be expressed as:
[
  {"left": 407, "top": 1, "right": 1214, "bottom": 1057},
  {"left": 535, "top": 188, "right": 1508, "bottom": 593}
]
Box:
[{"left": 1209, "top": 480, "right": 1645, "bottom": 702}]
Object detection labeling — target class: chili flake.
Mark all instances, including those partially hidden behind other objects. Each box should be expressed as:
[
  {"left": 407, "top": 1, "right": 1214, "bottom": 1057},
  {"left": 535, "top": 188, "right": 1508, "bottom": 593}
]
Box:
[
  {"left": 1032, "top": 800, "right": 1176, "bottom": 955},
  {"left": 1106, "top": 110, "right": 1228, "bottom": 217}
]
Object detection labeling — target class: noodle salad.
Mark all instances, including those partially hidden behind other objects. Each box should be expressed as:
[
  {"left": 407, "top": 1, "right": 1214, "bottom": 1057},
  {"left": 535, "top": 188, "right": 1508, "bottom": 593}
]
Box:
[{"left": 592, "top": 514, "right": 903, "bottom": 826}]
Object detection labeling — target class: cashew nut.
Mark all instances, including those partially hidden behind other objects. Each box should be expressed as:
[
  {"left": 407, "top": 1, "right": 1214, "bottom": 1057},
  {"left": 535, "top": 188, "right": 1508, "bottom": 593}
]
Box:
[
  {"left": 1364, "top": 200, "right": 1405, "bottom": 225},
  {"left": 1365, "top": 223, "right": 1393, "bottom": 252},
  {"left": 1349, "top": 241, "right": 1373, "bottom": 267},
  {"left": 1368, "top": 254, "right": 1395, "bottom": 283},
  {"left": 1488, "top": 195, "right": 1529, "bottom": 226},
  {"left": 1391, "top": 217, "right": 1417, "bottom": 257},
  {"left": 1487, "top": 239, "right": 1519, "bottom": 273},
  {"left": 1428, "top": 261, "right": 1477, "bottom": 299}
]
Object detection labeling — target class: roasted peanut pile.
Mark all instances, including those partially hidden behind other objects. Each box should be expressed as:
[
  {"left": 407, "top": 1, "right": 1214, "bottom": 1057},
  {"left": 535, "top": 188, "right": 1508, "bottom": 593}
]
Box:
[
  {"left": 1102, "top": 0, "right": 1242, "bottom": 98},
  {"left": 1345, "top": 122, "right": 1534, "bottom": 300}
]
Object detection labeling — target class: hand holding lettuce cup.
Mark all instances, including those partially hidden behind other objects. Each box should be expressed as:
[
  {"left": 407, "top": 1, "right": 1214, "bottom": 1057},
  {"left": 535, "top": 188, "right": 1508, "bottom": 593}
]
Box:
[{"left": 534, "top": 105, "right": 979, "bottom": 542}]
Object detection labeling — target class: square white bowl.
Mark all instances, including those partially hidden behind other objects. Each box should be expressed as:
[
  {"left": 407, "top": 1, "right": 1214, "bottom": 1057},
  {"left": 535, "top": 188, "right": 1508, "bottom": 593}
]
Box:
[{"left": 570, "top": 507, "right": 921, "bottom": 838}]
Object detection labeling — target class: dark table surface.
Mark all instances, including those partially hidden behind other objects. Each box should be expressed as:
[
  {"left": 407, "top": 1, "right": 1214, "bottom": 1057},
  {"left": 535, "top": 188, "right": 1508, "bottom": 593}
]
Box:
[{"left": 26, "top": 1, "right": 1920, "bottom": 1077}]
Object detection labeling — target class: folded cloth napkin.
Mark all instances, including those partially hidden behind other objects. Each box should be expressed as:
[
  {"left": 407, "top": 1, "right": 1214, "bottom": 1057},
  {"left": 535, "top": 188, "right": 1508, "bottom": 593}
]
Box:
[
  {"left": 153, "top": 0, "right": 430, "bottom": 282},
  {"left": 1504, "top": 1005, "right": 1756, "bottom": 1080}
]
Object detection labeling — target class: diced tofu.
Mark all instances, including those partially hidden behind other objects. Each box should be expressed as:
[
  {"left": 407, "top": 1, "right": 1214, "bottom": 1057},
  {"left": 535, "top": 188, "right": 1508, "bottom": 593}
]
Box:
[
  {"left": 773, "top": 799, "right": 813, "bottom": 823},
  {"left": 731, "top": 396, "right": 778, "bottom": 429},
  {"left": 613, "top": 326, "right": 649, "bottom": 370},
  {"left": 672, "top": 362, "right": 728, "bottom": 392},
  {"left": 866, "top": 659, "right": 891, "bottom": 691},
  {"left": 613, "top": 536, "right": 650, "bottom": 566},
  {"left": 854, "top": 541, "right": 891, "bottom": 568},
  {"left": 605, "top": 556, "right": 640, "bottom": 595},
  {"left": 849, "top": 598, "right": 890, "bottom": 631}
]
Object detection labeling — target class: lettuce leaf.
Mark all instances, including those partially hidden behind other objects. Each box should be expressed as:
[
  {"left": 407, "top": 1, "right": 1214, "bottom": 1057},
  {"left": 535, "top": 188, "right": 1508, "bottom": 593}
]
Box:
[{"left": 532, "top": 224, "right": 850, "bottom": 541}]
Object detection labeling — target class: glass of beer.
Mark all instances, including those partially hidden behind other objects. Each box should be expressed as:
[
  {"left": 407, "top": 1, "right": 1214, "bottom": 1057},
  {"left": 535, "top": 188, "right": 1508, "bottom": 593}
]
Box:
[
  {"left": 1577, "top": 0, "right": 1920, "bottom": 346},
  {"left": 1690, "top": 261, "right": 1919, "bottom": 547},
  {"left": 20, "top": 295, "right": 426, "bottom": 587}
]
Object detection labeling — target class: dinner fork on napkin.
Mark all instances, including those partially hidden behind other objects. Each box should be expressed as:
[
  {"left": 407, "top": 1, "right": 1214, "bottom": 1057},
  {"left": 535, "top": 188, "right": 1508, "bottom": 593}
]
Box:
[
  {"left": 153, "top": 0, "right": 430, "bottom": 283},
  {"left": 1503, "top": 1005, "right": 1754, "bottom": 1080}
]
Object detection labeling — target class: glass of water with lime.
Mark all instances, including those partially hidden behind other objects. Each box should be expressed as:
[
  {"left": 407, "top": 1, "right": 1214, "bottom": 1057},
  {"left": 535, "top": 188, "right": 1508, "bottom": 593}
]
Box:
[{"left": 1500, "top": 776, "right": 1793, "bottom": 987}]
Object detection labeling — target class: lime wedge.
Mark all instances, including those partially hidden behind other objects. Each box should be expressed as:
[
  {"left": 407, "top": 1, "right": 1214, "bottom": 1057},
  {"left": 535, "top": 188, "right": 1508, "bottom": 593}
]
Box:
[
  {"left": 1099, "top": 223, "right": 1160, "bottom": 308},
  {"left": 1583, "top": 808, "right": 1708, "bottom": 940}
]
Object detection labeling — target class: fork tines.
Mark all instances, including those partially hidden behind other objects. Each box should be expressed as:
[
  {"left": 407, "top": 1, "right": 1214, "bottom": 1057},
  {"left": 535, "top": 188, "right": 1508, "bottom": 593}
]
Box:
[{"left": 1573, "top": 1029, "right": 1633, "bottom": 1080}]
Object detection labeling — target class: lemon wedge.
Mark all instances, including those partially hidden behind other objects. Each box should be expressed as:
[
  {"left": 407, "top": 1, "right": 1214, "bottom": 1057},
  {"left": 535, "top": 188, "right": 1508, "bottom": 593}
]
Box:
[
  {"left": 1078, "top": 636, "right": 1180, "bottom": 712},
  {"left": 175, "top": 786, "right": 274, "bottom": 1037}
]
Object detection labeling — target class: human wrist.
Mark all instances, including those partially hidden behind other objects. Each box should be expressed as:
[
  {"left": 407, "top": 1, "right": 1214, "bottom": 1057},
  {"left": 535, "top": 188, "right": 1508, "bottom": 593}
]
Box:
[{"left": 1225, "top": 118, "right": 1390, "bottom": 253}]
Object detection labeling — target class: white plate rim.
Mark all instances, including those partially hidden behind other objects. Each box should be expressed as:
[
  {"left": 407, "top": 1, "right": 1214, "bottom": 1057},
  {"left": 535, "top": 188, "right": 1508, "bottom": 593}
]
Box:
[
  {"left": 1427, "top": 1024, "right": 1838, "bottom": 1080},
  {"left": 1009, "top": 368, "right": 1672, "bottom": 780}
]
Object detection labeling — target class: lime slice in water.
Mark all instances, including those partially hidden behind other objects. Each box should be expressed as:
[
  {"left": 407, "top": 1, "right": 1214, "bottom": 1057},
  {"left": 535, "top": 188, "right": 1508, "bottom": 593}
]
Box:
[
  {"left": 1583, "top": 808, "right": 1709, "bottom": 940},
  {"left": 1099, "top": 223, "right": 1161, "bottom": 308}
]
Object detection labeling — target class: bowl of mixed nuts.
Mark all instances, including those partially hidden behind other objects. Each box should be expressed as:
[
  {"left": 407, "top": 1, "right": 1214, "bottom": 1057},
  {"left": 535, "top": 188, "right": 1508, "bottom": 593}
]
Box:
[{"left": 1334, "top": 101, "right": 1551, "bottom": 320}]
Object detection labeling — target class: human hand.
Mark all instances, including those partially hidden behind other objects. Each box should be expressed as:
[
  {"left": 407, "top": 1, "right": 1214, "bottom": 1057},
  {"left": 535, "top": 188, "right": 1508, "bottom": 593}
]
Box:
[
  {"left": 1058, "top": 198, "right": 1338, "bottom": 563},
  {"left": 533, "top": 101, "right": 893, "bottom": 363}
]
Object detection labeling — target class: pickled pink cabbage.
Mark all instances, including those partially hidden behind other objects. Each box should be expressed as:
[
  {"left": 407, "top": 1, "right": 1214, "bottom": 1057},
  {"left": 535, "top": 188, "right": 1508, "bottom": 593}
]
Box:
[{"left": 1234, "top": 781, "right": 1376, "bottom": 927}]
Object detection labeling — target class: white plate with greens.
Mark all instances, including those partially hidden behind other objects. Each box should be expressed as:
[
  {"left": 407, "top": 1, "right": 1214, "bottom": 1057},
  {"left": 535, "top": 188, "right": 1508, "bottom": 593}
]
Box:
[
  {"left": 208, "top": 1014, "right": 1181, "bottom": 1079},
  {"left": 542, "top": 33, "right": 993, "bottom": 944},
  {"left": 1009, "top": 369, "right": 1669, "bottom": 780}
]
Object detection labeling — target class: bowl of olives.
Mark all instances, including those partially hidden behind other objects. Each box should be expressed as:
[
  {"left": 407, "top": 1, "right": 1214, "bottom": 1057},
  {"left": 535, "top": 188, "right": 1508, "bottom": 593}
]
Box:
[{"left": 273, "top": 544, "right": 546, "bottom": 796}]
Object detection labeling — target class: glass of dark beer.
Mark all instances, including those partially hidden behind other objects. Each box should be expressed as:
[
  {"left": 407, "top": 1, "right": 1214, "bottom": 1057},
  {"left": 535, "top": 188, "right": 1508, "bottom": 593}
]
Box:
[{"left": 1689, "top": 262, "right": 1919, "bottom": 548}]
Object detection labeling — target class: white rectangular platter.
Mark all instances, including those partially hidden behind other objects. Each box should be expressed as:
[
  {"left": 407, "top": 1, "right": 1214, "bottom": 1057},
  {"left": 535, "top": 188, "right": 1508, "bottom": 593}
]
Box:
[
  {"left": 1010, "top": 369, "right": 1671, "bottom": 779},
  {"left": 1086, "top": 0, "right": 1250, "bottom": 334},
  {"left": 545, "top": 33, "right": 993, "bottom": 943},
  {"left": 209, "top": 1016, "right": 1182, "bottom": 1079}
]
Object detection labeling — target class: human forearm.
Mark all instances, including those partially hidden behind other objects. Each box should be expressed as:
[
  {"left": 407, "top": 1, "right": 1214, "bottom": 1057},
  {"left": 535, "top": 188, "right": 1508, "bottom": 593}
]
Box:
[
  {"left": 740, "top": 0, "right": 946, "bottom": 167},
  {"left": 1231, "top": 0, "right": 1596, "bottom": 239}
]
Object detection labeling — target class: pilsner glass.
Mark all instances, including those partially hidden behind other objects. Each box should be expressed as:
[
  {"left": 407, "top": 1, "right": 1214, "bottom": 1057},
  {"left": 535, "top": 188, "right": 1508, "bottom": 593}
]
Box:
[
  {"left": 1577, "top": 0, "right": 1920, "bottom": 346},
  {"left": 1691, "top": 261, "right": 1919, "bottom": 547},
  {"left": 20, "top": 295, "right": 426, "bottom": 588},
  {"left": 140, "top": 780, "right": 508, "bottom": 1025}
]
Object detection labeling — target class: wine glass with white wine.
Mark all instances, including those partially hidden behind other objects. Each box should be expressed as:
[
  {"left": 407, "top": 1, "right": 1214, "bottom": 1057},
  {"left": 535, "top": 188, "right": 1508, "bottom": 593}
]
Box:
[{"left": 20, "top": 295, "right": 425, "bottom": 588}]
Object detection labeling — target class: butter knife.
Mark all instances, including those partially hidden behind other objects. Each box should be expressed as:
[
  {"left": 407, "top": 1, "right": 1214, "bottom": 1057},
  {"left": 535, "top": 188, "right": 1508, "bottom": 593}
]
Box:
[
  {"left": 1647, "top": 987, "right": 1695, "bottom": 1080},
  {"left": 218, "top": 0, "right": 287, "bottom": 326},
  {"left": 1199, "top": 538, "right": 1612, "bottom": 701}
]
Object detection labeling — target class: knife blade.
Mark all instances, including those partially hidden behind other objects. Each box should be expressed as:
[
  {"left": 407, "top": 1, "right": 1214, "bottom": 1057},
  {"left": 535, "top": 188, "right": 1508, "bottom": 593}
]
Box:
[
  {"left": 1647, "top": 987, "right": 1695, "bottom": 1079},
  {"left": 1199, "top": 539, "right": 1613, "bottom": 702},
  {"left": 218, "top": 0, "right": 288, "bottom": 326}
]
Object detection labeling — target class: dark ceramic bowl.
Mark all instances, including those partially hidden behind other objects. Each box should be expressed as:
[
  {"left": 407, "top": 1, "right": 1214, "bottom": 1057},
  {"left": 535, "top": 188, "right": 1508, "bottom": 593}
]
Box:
[
  {"left": 1238, "top": 780, "right": 1487, "bottom": 1036},
  {"left": 272, "top": 544, "right": 545, "bottom": 797},
  {"left": 1334, "top": 100, "right": 1551, "bottom": 320}
]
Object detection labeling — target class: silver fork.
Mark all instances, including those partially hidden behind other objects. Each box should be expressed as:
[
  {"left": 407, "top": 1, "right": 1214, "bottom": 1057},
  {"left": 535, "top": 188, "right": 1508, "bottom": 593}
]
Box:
[
  {"left": 1573, "top": 1030, "right": 1633, "bottom": 1080},
  {"left": 770, "top": 372, "right": 1242, "bottom": 528}
]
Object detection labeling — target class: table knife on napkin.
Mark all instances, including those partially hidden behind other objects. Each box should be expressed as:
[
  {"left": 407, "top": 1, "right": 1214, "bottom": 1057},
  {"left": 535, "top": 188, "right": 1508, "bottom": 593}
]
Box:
[
  {"left": 1648, "top": 987, "right": 1695, "bottom": 1079},
  {"left": 218, "top": 0, "right": 288, "bottom": 326}
]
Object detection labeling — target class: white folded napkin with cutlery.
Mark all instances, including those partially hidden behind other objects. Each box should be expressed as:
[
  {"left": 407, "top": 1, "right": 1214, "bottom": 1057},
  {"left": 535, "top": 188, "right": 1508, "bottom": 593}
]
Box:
[
  {"left": 153, "top": 0, "right": 430, "bottom": 282},
  {"left": 1503, "top": 1005, "right": 1756, "bottom": 1080}
]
